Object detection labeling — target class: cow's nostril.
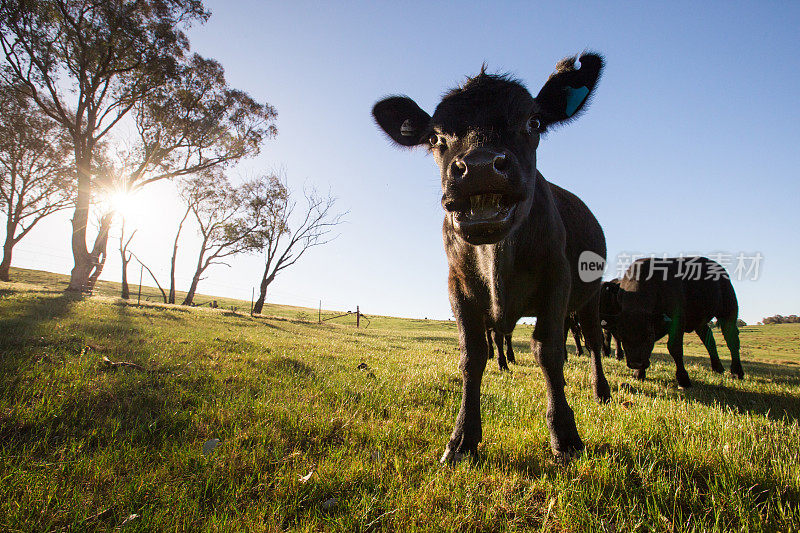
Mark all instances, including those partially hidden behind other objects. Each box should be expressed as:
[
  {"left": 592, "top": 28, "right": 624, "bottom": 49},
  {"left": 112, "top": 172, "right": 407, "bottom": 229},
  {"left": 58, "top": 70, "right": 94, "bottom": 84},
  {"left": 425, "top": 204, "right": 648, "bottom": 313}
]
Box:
[
  {"left": 453, "top": 160, "right": 467, "bottom": 177},
  {"left": 493, "top": 153, "right": 507, "bottom": 173}
]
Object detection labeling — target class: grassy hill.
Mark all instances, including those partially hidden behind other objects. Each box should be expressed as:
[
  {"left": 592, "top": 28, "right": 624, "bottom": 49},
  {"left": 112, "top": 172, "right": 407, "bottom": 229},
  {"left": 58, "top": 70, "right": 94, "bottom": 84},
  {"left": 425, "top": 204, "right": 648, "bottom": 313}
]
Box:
[{"left": 0, "top": 268, "right": 798, "bottom": 531}]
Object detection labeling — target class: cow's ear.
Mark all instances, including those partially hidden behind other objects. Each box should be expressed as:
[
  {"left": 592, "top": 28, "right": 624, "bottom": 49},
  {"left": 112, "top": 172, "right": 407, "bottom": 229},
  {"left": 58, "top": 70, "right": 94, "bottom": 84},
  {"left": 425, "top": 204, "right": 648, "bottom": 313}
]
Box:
[
  {"left": 372, "top": 96, "right": 431, "bottom": 147},
  {"left": 534, "top": 52, "right": 603, "bottom": 129}
]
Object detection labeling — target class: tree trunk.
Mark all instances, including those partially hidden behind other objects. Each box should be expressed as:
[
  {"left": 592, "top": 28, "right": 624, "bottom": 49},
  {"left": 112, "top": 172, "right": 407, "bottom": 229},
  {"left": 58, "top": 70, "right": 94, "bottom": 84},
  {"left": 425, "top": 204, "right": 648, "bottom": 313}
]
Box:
[
  {"left": 169, "top": 206, "right": 191, "bottom": 304},
  {"left": 120, "top": 255, "right": 130, "bottom": 299},
  {"left": 181, "top": 271, "right": 202, "bottom": 306},
  {"left": 0, "top": 235, "right": 13, "bottom": 282},
  {"left": 66, "top": 162, "right": 93, "bottom": 292},
  {"left": 85, "top": 213, "right": 113, "bottom": 293},
  {"left": 252, "top": 266, "right": 275, "bottom": 315}
]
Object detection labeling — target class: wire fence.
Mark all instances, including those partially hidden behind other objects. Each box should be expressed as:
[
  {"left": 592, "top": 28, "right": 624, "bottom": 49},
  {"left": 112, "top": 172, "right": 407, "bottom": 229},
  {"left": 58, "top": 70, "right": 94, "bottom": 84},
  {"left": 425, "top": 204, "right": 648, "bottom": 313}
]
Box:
[{"left": 10, "top": 242, "right": 378, "bottom": 327}]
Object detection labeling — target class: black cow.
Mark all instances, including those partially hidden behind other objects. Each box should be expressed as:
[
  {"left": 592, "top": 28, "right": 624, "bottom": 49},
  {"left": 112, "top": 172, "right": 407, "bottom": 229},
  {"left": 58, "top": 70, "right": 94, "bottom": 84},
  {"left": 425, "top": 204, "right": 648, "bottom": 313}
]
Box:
[
  {"left": 373, "top": 53, "right": 610, "bottom": 461},
  {"left": 608, "top": 256, "right": 744, "bottom": 387},
  {"left": 599, "top": 279, "right": 624, "bottom": 360},
  {"left": 486, "top": 328, "right": 515, "bottom": 370}
]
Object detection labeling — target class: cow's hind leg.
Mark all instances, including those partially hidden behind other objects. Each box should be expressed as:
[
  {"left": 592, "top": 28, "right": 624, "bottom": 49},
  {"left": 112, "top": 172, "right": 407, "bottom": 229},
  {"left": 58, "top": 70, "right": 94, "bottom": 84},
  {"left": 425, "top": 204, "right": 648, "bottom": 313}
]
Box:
[
  {"left": 486, "top": 329, "right": 494, "bottom": 359},
  {"left": 577, "top": 297, "right": 611, "bottom": 403},
  {"left": 719, "top": 317, "right": 744, "bottom": 379},
  {"left": 667, "top": 328, "right": 691, "bottom": 388},
  {"left": 494, "top": 330, "right": 509, "bottom": 371},
  {"left": 505, "top": 334, "right": 516, "bottom": 364},
  {"left": 696, "top": 323, "right": 725, "bottom": 374}
]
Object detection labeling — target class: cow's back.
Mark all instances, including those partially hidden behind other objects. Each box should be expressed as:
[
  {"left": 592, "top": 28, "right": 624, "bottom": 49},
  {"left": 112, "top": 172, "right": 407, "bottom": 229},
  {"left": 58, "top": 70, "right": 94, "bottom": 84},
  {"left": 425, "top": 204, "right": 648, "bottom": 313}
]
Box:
[{"left": 625, "top": 257, "right": 739, "bottom": 331}]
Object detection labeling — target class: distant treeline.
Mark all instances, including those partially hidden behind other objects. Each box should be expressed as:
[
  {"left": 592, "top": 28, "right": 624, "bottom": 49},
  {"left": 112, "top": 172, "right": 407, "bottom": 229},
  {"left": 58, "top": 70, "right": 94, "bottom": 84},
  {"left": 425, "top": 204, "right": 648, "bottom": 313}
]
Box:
[{"left": 761, "top": 315, "right": 800, "bottom": 325}]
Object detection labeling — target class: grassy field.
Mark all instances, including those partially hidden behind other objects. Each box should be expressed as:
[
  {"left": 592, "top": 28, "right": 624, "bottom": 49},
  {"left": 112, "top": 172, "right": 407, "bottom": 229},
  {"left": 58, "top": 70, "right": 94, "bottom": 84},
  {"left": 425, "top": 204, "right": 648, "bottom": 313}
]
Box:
[{"left": 0, "top": 268, "right": 798, "bottom": 531}]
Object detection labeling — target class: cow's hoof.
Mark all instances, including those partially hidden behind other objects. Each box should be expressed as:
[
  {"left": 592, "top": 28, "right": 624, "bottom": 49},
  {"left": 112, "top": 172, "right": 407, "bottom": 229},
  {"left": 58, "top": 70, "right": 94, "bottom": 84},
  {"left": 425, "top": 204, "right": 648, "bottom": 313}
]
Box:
[
  {"left": 547, "top": 406, "right": 584, "bottom": 461},
  {"left": 633, "top": 369, "right": 646, "bottom": 381},
  {"left": 551, "top": 434, "right": 584, "bottom": 462},
  {"left": 498, "top": 363, "right": 510, "bottom": 372},
  {"left": 440, "top": 443, "right": 477, "bottom": 464},
  {"left": 553, "top": 446, "right": 583, "bottom": 464},
  {"left": 711, "top": 364, "right": 725, "bottom": 374},
  {"left": 507, "top": 355, "right": 516, "bottom": 364},
  {"left": 440, "top": 445, "right": 466, "bottom": 464},
  {"left": 730, "top": 368, "right": 744, "bottom": 380},
  {"left": 676, "top": 372, "right": 692, "bottom": 388},
  {"left": 594, "top": 380, "right": 612, "bottom": 403}
]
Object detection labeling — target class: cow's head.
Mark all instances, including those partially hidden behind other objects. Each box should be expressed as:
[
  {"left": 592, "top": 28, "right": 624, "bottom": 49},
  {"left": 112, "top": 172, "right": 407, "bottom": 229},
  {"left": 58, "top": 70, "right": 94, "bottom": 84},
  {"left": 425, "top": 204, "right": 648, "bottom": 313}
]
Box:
[
  {"left": 373, "top": 53, "right": 603, "bottom": 245},
  {"left": 612, "top": 277, "right": 667, "bottom": 374}
]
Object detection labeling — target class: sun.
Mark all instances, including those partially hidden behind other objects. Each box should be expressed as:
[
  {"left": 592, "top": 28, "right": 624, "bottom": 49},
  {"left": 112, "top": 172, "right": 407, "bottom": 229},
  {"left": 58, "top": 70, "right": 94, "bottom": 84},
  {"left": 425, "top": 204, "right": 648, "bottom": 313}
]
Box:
[{"left": 109, "top": 190, "right": 136, "bottom": 218}]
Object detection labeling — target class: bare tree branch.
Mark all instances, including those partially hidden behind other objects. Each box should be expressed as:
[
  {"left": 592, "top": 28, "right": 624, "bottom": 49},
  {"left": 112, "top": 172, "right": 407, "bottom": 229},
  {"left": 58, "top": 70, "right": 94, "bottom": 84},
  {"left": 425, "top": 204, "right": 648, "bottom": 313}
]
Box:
[{"left": 252, "top": 174, "right": 346, "bottom": 314}]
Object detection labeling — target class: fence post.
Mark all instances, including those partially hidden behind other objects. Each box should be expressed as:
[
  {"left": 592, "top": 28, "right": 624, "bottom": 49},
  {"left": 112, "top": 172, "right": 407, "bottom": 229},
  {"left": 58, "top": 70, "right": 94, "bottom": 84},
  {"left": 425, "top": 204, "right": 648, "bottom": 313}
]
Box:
[
  {"left": 356, "top": 305, "right": 360, "bottom": 328},
  {"left": 137, "top": 265, "right": 143, "bottom": 306}
]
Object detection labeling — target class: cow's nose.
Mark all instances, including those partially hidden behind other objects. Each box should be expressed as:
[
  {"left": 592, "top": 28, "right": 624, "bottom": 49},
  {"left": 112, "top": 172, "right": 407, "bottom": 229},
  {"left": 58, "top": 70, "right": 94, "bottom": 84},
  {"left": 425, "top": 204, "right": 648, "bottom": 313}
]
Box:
[{"left": 452, "top": 149, "right": 507, "bottom": 179}]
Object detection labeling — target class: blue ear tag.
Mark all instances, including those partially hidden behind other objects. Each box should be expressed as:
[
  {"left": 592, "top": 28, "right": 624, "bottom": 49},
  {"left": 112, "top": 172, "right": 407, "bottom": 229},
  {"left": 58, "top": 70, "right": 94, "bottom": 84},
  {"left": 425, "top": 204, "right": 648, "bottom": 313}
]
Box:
[
  {"left": 564, "top": 86, "right": 589, "bottom": 117},
  {"left": 662, "top": 314, "right": 672, "bottom": 322}
]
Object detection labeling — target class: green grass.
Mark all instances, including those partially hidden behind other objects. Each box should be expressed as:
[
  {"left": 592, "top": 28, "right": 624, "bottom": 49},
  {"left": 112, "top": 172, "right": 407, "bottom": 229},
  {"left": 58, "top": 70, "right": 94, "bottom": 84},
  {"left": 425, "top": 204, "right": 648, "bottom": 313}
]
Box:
[{"left": 0, "top": 268, "right": 798, "bottom": 531}]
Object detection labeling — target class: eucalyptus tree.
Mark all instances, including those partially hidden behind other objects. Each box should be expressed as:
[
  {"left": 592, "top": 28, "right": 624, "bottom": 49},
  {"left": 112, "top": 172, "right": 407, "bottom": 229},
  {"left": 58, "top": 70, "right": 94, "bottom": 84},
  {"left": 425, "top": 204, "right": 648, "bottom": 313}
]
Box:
[
  {"left": 0, "top": 83, "right": 72, "bottom": 281},
  {"left": 0, "top": 0, "right": 276, "bottom": 291},
  {"left": 251, "top": 176, "right": 345, "bottom": 315},
  {"left": 179, "top": 172, "right": 280, "bottom": 306}
]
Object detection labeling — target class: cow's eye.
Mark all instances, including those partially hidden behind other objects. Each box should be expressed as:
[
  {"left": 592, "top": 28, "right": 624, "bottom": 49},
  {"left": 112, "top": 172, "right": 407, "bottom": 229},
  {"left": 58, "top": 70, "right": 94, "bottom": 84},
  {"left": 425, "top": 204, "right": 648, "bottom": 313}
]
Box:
[{"left": 526, "top": 116, "right": 541, "bottom": 134}]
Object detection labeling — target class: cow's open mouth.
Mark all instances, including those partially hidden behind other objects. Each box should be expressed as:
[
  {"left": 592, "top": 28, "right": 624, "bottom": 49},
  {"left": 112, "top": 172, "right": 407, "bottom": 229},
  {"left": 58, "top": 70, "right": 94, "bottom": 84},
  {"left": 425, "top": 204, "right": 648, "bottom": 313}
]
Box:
[{"left": 448, "top": 193, "right": 518, "bottom": 244}]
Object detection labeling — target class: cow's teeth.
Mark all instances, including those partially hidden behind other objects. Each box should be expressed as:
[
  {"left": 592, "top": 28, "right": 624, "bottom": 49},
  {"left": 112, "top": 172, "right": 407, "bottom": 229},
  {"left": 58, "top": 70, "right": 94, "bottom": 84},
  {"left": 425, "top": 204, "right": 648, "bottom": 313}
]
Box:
[{"left": 465, "top": 194, "right": 506, "bottom": 220}]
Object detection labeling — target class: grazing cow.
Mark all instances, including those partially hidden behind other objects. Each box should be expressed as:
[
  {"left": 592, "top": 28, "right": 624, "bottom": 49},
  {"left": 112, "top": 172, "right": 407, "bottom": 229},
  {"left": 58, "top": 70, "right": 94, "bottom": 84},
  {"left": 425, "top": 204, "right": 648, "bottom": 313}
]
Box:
[
  {"left": 486, "top": 328, "right": 515, "bottom": 371},
  {"left": 599, "top": 279, "right": 624, "bottom": 360},
  {"left": 373, "top": 53, "right": 610, "bottom": 461},
  {"left": 608, "top": 256, "right": 744, "bottom": 387}
]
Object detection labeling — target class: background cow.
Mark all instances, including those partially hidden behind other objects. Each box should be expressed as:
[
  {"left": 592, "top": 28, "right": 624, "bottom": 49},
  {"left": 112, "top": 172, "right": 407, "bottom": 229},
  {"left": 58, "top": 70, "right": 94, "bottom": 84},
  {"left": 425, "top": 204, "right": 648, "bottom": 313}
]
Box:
[
  {"left": 373, "top": 53, "right": 610, "bottom": 461},
  {"left": 610, "top": 256, "right": 744, "bottom": 387},
  {"left": 486, "top": 328, "right": 515, "bottom": 371}
]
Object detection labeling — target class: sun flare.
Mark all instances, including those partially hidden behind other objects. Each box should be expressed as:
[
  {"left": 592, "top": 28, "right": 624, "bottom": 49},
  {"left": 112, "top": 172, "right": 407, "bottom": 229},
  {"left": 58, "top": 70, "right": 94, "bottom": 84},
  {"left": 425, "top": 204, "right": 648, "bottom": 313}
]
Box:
[{"left": 109, "top": 190, "right": 136, "bottom": 218}]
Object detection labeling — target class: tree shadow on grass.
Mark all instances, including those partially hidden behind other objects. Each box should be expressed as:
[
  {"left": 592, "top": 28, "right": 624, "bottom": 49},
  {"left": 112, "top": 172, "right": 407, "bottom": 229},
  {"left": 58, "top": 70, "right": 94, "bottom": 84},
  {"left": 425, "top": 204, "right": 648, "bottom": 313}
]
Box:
[{"left": 0, "top": 291, "right": 83, "bottom": 350}]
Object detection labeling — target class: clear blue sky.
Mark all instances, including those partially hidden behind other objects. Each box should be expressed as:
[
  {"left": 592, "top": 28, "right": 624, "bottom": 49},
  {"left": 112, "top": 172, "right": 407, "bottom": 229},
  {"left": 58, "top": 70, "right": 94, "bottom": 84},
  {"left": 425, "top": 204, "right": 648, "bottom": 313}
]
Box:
[{"left": 13, "top": 1, "right": 800, "bottom": 324}]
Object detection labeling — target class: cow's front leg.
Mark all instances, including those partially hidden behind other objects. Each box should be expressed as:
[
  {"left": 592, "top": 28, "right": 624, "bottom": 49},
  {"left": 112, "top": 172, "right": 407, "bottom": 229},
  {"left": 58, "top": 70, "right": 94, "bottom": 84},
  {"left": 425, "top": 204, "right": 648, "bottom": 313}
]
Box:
[
  {"left": 614, "top": 335, "right": 625, "bottom": 360},
  {"left": 441, "top": 305, "right": 488, "bottom": 463},
  {"left": 533, "top": 315, "right": 584, "bottom": 458}
]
